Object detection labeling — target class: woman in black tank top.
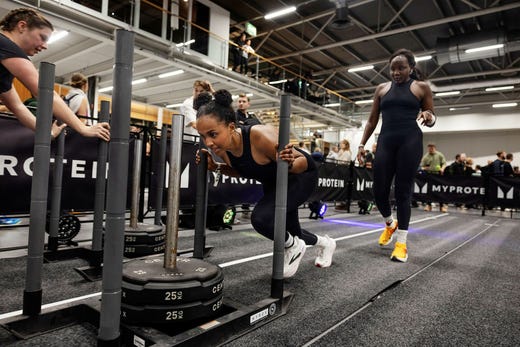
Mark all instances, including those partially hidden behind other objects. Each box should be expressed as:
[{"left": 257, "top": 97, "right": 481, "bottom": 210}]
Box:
[
  {"left": 356, "top": 49, "right": 436, "bottom": 263},
  {"left": 195, "top": 90, "right": 336, "bottom": 278}
]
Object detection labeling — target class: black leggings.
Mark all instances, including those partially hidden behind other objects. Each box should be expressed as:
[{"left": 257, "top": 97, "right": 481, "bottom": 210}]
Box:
[
  {"left": 372, "top": 129, "right": 422, "bottom": 230},
  {"left": 251, "top": 167, "right": 319, "bottom": 246}
]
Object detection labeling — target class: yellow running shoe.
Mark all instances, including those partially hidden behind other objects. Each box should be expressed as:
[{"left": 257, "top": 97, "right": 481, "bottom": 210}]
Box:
[
  {"left": 378, "top": 221, "right": 398, "bottom": 246},
  {"left": 391, "top": 242, "right": 408, "bottom": 262}
]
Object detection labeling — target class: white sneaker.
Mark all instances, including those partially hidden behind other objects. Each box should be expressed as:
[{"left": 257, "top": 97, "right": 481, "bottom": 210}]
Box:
[
  {"left": 315, "top": 235, "right": 336, "bottom": 268},
  {"left": 284, "top": 236, "right": 306, "bottom": 278}
]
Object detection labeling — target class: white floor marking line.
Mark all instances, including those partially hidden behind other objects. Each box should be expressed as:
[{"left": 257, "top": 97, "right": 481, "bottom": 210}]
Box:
[
  {"left": 0, "top": 292, "right": 100, "bottom": 320},
  {"left": 0, "top": 213, "right": 450, "bottom": 321}
]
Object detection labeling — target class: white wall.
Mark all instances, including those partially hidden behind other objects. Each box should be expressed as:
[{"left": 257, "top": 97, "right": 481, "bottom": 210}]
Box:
[
  {"left": 423, "top": 131, "right": 520, "bottom": 168},
  {"left": 197, "top": 0, "right": 230, "bottom": 67},
  {"left": 329, "top": 107, "right": 520, "bottom": 167}
]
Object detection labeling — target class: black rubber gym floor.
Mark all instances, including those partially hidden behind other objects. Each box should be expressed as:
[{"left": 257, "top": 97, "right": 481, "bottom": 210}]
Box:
[{"left": 1, "top": 207, "right": 519, "bottom": 346}]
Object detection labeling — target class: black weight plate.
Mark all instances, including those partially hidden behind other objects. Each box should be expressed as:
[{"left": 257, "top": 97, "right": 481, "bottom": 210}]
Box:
[
  {"left": 124, "top": 230, "right": 165, "bottom": 245},
  {"left": 124, "top": 242, "right": 165, "bottom": 258},
  {"left": 122, "top": 267, "right": 223, "bottom": 305},
  {"left": 125, "top": 223, "right": 163, "bottom": 234},
  {"left": 122, "top": 257, "right": 221, "bottom": 284},
  {"left": 121, "top": 293, "right": 224, "bottom": 324}
]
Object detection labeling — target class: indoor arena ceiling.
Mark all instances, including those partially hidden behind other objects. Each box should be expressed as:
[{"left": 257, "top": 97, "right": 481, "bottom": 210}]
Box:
[{"left": 1, "top": 0, "right": 519, "bottom": 129}]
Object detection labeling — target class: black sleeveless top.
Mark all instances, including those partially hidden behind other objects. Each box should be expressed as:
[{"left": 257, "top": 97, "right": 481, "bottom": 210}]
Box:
[
  {"left": 227, "top": 125, "right": 278, "bottom": 186},
  {"left": 380, "top": 78, "right": 421, "bottom": 133}
]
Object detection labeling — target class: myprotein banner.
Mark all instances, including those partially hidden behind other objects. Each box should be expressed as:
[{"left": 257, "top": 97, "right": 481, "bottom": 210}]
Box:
[
  {"left": 487, "top": 176, "right": 520, "bottom": 208},
  {"left": 0, "top": 115, "right": 134, "bottom": 214},
  {"left": 308, "top": 162, "right": 351, "bottom": 202},
  {"left": 413, "top": 173, "right": 485, "bottom": 205},
  {"left": 352, "top": 167, "right": 374, "bottom": 201}
]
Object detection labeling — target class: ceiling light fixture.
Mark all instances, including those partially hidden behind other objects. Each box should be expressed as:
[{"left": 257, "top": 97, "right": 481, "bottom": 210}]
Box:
[
  {"left": 264, "top": 6, "right": 297, "bottom": 20},
  {"left": 449, "top": 107, "right": 471, "bottom": 111},
  {"left": 354, "top": 99, "right": 373, "bottom": 105},
  {"left": 492, "top": 102, "right": 517, "bottom": 108},
  {"left": 158, "top": 70, "right": 184, "bottom": 78},
  {"left": 176, "top": 39, "right": 195, "bottom": 47},
  {"left": 166, "top": 103, "right": 183, "bottom": 108},
  {"left": 348, "top": 65, "right": 374, "bottom": 73},
  {"left": 100, "top": 78, "right": 147, "bottom": 92},
  {"left": 47, "top": 30, "right": 69, "bottom": 44},
  {"left": 465, "top": 43, "right": 504, "bottom": 54},
  {"left": 324, "top": 103, "right": 341, "bottom": 107},
  {"left": 485, "top": 85, "right": 514, "bottom": 92},
  {"left": 131, "top": 78, "right": 147, "bottom": 86},
  {"left": 99, "top": 86, "right": 113, "bottom": 93},
  {"left": 415, "top": 55, "right": 432, "bottom": 62},
  {"left": 268, "top": 79, "right": 287, "bottom": 85},
  {"left": 435, "top": 91, "right": 460, "bottom": 97}
]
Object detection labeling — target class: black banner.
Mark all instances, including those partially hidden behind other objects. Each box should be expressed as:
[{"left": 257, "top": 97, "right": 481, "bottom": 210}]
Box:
[
  {"left": 487, "top": 176, "right": 520, "bottom": 208},
  {"left": 0, "top": 115, "right": 134, "bottom": 214},
  {"left": 413, "top": 173, "right": 485, "bottom": 205},
  {"left": 352, "top": 167, "right": 375, "bottom": 201},
  {"left": 3, "top": 114, "right": 518, "bottom": 214},
  {"left": 308, "top": 162, "right": 351, "bottom": 202}
]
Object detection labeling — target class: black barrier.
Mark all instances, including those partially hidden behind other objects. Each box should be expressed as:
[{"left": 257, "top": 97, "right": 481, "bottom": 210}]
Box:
[
  {"left": 308, "top": 162, "right": 351, "bottom": 202},
  {"left": 0, "top": 115, "right": 134, "bottom": 214},
  {"left": 351, "top": 166, "right": 376, "bottom": 202},
  {"left": 413, "top": 173, "right": 485, "bottom": 205},
  {"left": 2, "top": 113, "right": 519, "bottom": 214},
  {"left": 487, "top": 176, "right": 520, "bottom": 208}
]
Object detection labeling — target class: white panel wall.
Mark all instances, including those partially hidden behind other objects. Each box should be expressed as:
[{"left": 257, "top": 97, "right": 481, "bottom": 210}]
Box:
[
  {"left": 198, "top": 0, "right": 230, "bottom": 67},
  {"left": 423, "top": 130, "right": 520, "bottom": 168},
  {"left": 332, "top": 107, "right": 520, "bottom": 168}
]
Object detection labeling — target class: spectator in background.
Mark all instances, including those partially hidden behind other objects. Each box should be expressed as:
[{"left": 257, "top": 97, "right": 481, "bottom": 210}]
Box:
[
  {"left": 240, "top": 39, "right": 254, "bottom": 75},
  {"left": 64, "top": 72, "right": 91, "bottom": 124},
  {"left": 180, "top": 80, "right": 215, "bottom": 139},
  {"left": 464, "top": 157, "right": 476, "bottom": 176},
  {"left": 445, "top": 153, "right": 466, "bottom": 176},
  {"left": 446, "top": 153, "right": 466, "bottom": 208},
  {"left": 297, "top": 141, "right": 310, "bottom": 154},
  {"left": 311, "top": 147, "right": 324, "bottom": 162},
  {"left": 513, "top": 166, "right": 520, "bottom": 177},
  {"left": 464, "top": 157, "right": 477, "bottom": 209},
  {"left": 235, "top": 93, "right": 260, "bottom": 126},
  {"left": 503, "top": 153, "right": 514, "bottom": 177},
  {"left": 231, "top": 32, "right": 246, "bottom": 72},
  {"left": 337, "top": 139, "right": 352, "bottom": 163},
  {"left": 364, "top": 142, "right": 377, "bottom": 169},
  {"left": 327, "top": 145, "right": 339, "bottom": 160},
  {"left": 474, "top": 164, "right": 482, "bottom": 176},
  {"left": 420, "top": 143, "right": 447, "bottom": 212},
  {"left": 489, "top": 150, "right": 506, "bottom": 176}
]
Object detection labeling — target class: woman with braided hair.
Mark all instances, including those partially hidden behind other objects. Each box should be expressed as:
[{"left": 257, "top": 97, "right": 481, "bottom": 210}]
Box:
[{"left": 195, "top": 89, "right": 336, "bottom": 278}]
